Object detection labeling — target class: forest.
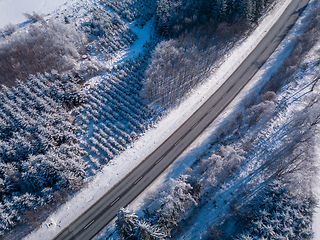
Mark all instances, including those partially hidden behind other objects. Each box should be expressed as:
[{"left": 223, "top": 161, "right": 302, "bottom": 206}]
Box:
[
  {"left": 1, "top": 0, "right": 317, "bottom": 238},
  {"left": 142, "top": 0, "right": 272, "bottom": 108},
  {"left": 0, "top": 73, "right": 87, "bottom": 236}
]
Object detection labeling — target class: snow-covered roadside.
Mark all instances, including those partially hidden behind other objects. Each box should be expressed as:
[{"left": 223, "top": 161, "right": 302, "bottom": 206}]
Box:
[
  {"left": 0, "top": 0, "right": 71, "bottom": 28},
  {"left": 24, "top": 0, "right": 297, "bottom": 239}
]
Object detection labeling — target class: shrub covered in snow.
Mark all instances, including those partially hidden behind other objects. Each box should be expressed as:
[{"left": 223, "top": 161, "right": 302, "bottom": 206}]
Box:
[{"left": 142, "top": 21, "right": 249, "bottom": 108}]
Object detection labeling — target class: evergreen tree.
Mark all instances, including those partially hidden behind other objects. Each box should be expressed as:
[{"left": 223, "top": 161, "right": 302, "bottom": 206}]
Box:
[
  {"left": 116, "top": 208, "right": 138, "bottom": 239},
  {"left": 115, "top": 208, "right": 167, "bottom": 240},
  {"left": 238, "top": 180, "right": 315, "bottom": 239},
  {"left": 135, "top": 220, "right": 167, "bottom": 240}
]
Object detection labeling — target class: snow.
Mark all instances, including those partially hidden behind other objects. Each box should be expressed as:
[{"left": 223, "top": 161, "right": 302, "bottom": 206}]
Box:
[
  {"left": 84, "top": 20, "right": 153, "bottom": 89},
  {"left": 0, "top": 0, "right": 71, "bottom": 28},
  {"left": 24, "top": 0, "right": 315, "bottom": 239},
  {"left": 120, "top": 21, "right": 154, "bottom": 63}
]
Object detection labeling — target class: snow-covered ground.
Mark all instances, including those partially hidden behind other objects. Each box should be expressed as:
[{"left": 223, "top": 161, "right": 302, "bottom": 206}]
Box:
[
  {"left": 0, "top": 0, "right": 71, "bottom": 28},
  {"left": 24, "top": 0, "right": 307, "bottom": 239},
  {"left": 84, "top": 20, "right": 153, "bottom": 90}
]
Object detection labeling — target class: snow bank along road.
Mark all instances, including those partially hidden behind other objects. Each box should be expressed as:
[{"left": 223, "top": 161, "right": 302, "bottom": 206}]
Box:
[{"left": 54, "top": 0, "right": 309, "bottom": 239}]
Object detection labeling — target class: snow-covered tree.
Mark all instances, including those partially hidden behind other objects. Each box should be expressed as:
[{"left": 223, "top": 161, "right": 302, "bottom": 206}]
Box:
[
  {"left": 135, "top": 220, "right": 167, "bottom": 240},
  {"left": 115, "top": 208, "right": 167, "bottom": 240},
  {"left": 116, "top": 208, "right": 138, "bottom": 239},
  {"left": 239, "top": 180, "right": 315, "bottom": 239}
]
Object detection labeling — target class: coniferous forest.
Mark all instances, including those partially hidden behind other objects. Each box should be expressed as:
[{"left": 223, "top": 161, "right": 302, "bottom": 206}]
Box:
[{"left": 1, "top": 0, "right": 319, "bottom": 239}]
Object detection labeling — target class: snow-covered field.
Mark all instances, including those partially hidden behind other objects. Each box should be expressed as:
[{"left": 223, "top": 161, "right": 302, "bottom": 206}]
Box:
[
  {"left": 0, "top": 0, "right": 70, "bottom": 28},
  {"left": 24, "top": 0, "right": 312, "bottom": 239}
]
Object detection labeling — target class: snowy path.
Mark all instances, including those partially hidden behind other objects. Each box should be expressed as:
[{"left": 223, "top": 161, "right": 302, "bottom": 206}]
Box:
[{"left": 84, "top": 20, "right": 153, "bottom": 90}]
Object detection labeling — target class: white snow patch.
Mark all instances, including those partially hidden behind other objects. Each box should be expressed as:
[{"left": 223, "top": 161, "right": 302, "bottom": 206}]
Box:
[
  {"left": 0, "top": 0, "right": 71, "bottom": 28},
  {"left": 122, "top": 20, "right": 154, "bottom": 62}
]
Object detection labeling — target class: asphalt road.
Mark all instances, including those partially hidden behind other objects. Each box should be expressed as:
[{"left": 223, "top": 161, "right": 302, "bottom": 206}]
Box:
[{"left": 54, "top": 0, "right": 309, "bottom": 239}]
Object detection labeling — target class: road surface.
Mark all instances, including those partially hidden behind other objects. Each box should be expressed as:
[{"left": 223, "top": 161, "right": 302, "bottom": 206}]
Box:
[{"left": 54, "top": 0, "right": 309, "bottom": 239}]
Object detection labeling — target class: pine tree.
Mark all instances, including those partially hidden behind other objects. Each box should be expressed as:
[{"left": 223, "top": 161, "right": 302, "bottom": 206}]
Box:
[
  {"left": 135, "top": 220, "right": 167, "bottom": 240},
  {"left": 238, "top": 180, "right": 315, "bottom": 239},
  {"left": 116, "top": 208, "right": 138, "bottom": 239},
  {"left": 155, "top": 175, "right": 196, "bottom": 236}
]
